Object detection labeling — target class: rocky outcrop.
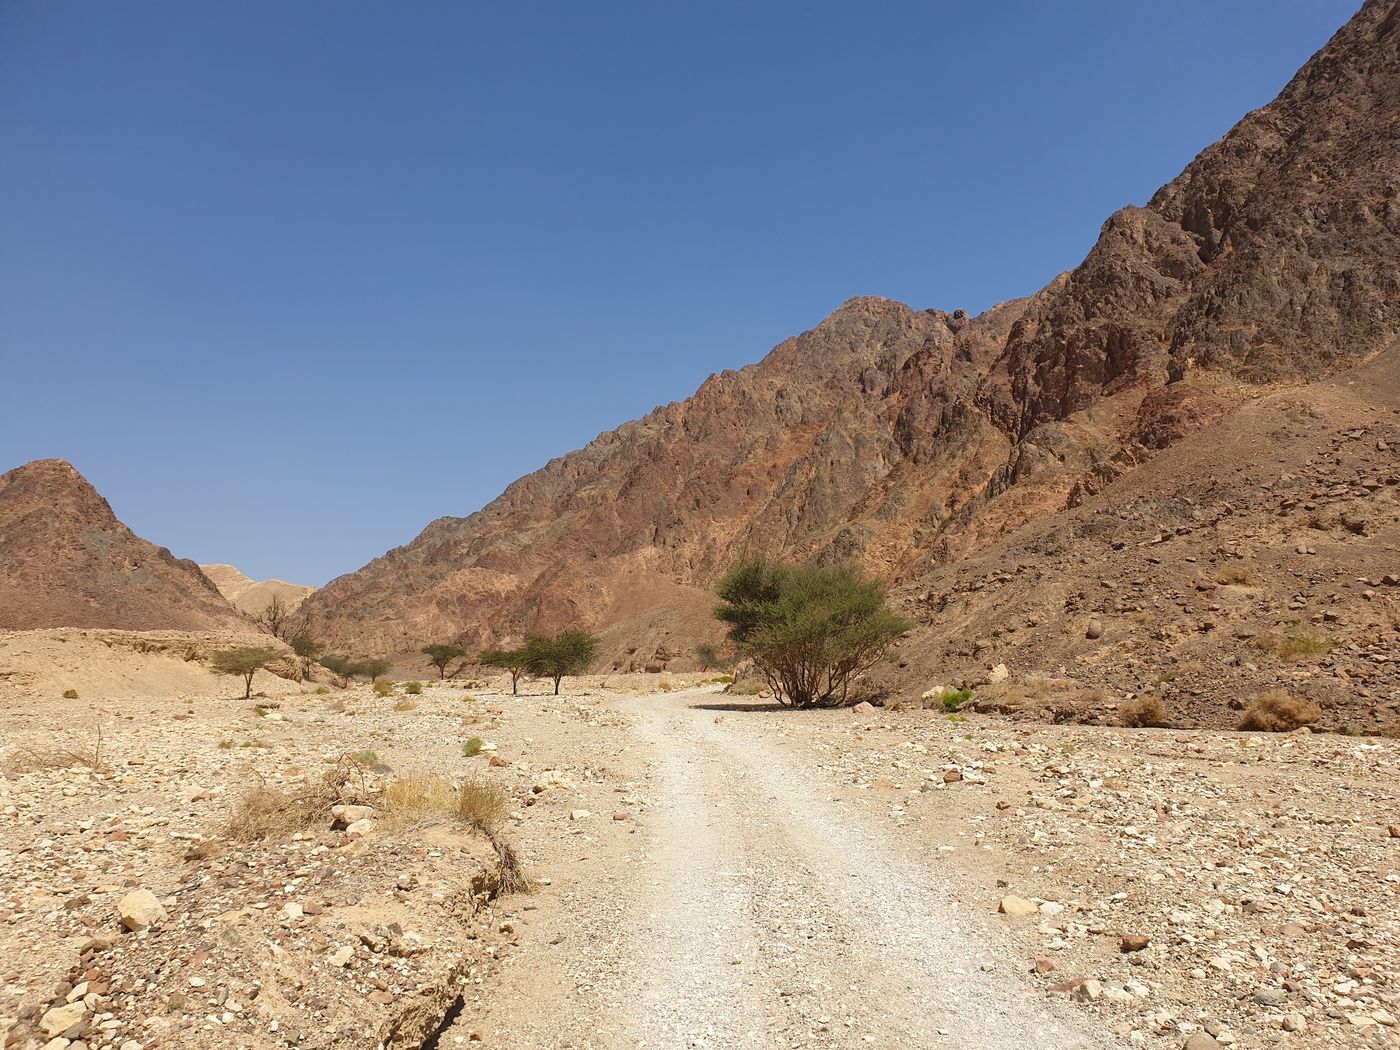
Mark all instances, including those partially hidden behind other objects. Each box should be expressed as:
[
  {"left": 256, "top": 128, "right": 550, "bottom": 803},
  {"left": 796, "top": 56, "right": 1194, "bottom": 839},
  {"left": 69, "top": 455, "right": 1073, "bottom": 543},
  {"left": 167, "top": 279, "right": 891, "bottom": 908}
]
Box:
[
  {"left": 0, "top": 459, "right": 249, "bottom": 632},
  {"left": 302, "top": 1, "right": 1400, "bottom": 666}
]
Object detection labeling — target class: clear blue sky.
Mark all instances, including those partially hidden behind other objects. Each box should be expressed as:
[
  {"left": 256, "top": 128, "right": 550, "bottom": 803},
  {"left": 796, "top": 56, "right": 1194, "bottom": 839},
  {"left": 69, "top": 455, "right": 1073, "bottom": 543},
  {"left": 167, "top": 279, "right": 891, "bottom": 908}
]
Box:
[{"left": 0, "top": 1, "right": 1357, "bottom": 585}]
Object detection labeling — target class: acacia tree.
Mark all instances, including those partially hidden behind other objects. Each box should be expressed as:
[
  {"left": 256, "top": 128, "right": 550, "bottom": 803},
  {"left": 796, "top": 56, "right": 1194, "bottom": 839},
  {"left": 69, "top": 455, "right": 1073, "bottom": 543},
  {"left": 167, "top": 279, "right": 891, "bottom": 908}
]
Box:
[
  {"left": 714, "top": 560, "right": 909, "bottom": 708},
  {"left": 318, "top": 654, "right": 356, "bottom": 688},
  {"left": 358, "top": 657, "right": 392, "bottom": 684},
  {"left": 289, "top": 633, "right": 322, "bottom": 680},
  {"left": 422, "top": 643, "right": 469, "bottom": 680},
  {"left": 480, "top": 647, "right": 530, "bottom": 695},
  {"left": 212, "top": 646, "right": 282, "bottom": 700},
  {"left": 523, "top": 630, "right": 599, "bottom": 696}
]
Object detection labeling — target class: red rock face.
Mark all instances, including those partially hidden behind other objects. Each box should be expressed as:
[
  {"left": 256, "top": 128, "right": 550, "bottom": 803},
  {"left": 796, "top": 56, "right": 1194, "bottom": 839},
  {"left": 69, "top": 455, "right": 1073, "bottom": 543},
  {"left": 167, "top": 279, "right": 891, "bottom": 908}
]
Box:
[
  {"left": 302, "top": 1, "right": 1400, "bottom": 668},
  {"left": 0, "top": 460, "right": 248, "bottom": 631}
]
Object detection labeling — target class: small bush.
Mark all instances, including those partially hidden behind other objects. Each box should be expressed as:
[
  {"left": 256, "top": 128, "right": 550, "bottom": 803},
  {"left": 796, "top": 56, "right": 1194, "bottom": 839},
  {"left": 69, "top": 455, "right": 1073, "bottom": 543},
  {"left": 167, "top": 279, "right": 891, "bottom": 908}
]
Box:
[
  {"left": 726, "top": 680, "right": 767, "bottom": 696},
  {"left": 1119, "top": 695, "right": 1171, "bottom": 728},
  {"left": 1252, "top": 628, "right": 1333, "bottom": 662},
  {"left": 348, "top": 749, "right": 380, "bottom": 767},
  {"left": 393, "top": 697, "right": 418, "bottom": 712},
  {"left": 709, "top": 674, "right": 735, "bottom": 684},
  {"left": 1215, "top": 564, "right": 1252, "bottom": 585},
  {"left": 937, "top": 686, "right": 973, "bottom": 712},
  {"left": 404, "top": 681, "right": 424, "bottom": 695},
  {"left": 373, "top": 678, "right": 397, "bottom": 698},
  {"left": 5, "top": 727, "right": 108, "bottom": 773},
  {"left": 314, "top": 686, "right": 331, "bottom": 695},
  {"left": 62, "top": 688, "right": 79, "bottom": 700},
  {"left": 463, "top": 736, "right": 485, "bottom": 757},
  {"left": 218, "top": 739, "right": 234, "bottom": 750},
  {"left": 1238, "top": 690, "right": 1321, "bottom": 732}
]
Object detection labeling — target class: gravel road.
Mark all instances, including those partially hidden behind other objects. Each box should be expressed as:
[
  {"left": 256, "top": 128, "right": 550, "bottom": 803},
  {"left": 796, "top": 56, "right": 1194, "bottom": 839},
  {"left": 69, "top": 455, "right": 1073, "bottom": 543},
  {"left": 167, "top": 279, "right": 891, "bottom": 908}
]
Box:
[{"left": 459, "top": 687, "right": 1116, "bottom": 1049}]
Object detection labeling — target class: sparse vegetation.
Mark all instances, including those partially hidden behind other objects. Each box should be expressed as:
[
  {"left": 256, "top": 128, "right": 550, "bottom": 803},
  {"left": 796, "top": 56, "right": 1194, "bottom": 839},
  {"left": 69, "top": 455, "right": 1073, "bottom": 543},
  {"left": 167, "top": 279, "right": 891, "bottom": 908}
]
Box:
[
  {"left": 5, "top": 726, "right": 108, "bottom": 774},
  {"left": 314, "top": 685, "right": 331, "bottom": 695},
  {"left": 211, "top": 646, "right": 282, "bottom": 699},
  {"left": 380, "top": 774, "right": 457, "bottom": 826},
  {"left": 393, "top": 696, "right": 418, "bottom": 711},
  {"left": 1238, "top": 690, "right": 1321, "bottom": 732},
  {"left": 319, "top": 654, "right": 358, "bottom": 687},
  {"left": 694, "top": 642, "right": 725, "bottom": 670},
  {"left": 463, "top": 736, "right": 485, "bottom": 757},
  {"left": 348, "top": 749, "right": 381, "bottom": 767},
  {"left": 1215, "top": 564, "right": 1252, "bottom": 585},
  {"left": 936, "top": 686, "right": 973, "bottom": 712},
  {"left": 359, "top": 657, "right": 392, "bottom": 682},
  {"left": 421, "top": 643, "right": 470, "bottom": 680},
  {"left": 289, "top": 632, "right": 323, "bottom": 679},
  {"left": 522, "top": 630, "right": 600, "bottom": 695},
  {"left": 1119, "top": 695, "right": 1171, "bottom": 728},
  {"left": 715, "top": 560, "right": 909, "bottom": 708},
  {"left": 404, "top": 680, "right": 424, "bottom": 695},
  {"left": 373, "top": 678, "right": 397, "bottom": 698},
  {"left": 457, "top": 775, "right": 509, "bottom": 833},
  {"left": 62, "top": 688, "right": 78, "bottom": 699},
  {"left": 223, "top": 759, "right": 367, "bottom": 841},
  {"left": 255, "top": 593, "right": 293, "bottom": 639},
  {"left": 480, "top": 647, "right": 531, "bottom": 695},
  {"left": 1252, "top": 627, "right": 1333, "bottom": 662}
]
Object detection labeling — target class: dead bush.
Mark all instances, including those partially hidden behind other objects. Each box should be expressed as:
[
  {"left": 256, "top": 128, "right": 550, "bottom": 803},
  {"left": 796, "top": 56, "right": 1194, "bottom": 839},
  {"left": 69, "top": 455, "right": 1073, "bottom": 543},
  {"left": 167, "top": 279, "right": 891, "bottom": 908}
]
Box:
[
  {"left": 1238, "top": 690, "right": 1321, "bottom": 732},
  {"left": 224, "top": 758, "right": 367, "bottom": 841},
  {"left": 1215, "top": 564, "right": 1252, "bottom": 586},
  {"left": 970, "top": 675, "right": 1106, "bottom": 723},
  {"left": 1118, "top": 695, "right": 1170, "bottom": 728},
  {"left": 5, "top": 727, "right": 108, "bottom": 774}
]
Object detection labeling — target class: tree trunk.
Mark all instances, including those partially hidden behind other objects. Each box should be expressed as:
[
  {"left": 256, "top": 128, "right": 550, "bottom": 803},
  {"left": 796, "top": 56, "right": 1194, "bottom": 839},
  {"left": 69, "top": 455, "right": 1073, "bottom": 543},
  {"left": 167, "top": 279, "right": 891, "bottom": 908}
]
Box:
[
  {"left": 553, "top": 675, "right": 562, "bottom": 695},
  {"left": 243, "top": 672, "right": 253, "bottom": 699}
]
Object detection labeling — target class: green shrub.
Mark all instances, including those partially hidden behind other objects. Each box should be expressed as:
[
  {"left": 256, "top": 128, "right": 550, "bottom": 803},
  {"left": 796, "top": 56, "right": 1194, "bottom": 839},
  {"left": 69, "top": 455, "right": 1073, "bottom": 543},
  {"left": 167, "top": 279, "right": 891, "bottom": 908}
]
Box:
[
  {"left": 314, "top": 685, "right": 331, "bottom": 695},
  {"left": 404, "top": 681, "right": 424, "bottom": 695},
  {"left": 1252, "top": 628, "right": 1333, "bottom": 662},
  {"left": 715, "top": 560, "right": 909, "bottom": 708},
  {"left": 348, "top": 749, "right": 380, "bottom": 767},
  {"left": 463, "top": 736, "right": 485, "bottom": 757},
  {"left": 936, "top": 686, "right": 973, "bottom": 712}
]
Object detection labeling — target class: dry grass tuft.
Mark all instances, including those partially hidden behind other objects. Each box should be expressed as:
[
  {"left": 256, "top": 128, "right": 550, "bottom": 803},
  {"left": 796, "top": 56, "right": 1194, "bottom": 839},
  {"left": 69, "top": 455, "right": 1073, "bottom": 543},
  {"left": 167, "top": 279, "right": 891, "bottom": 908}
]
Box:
[
  {"left": 1252, "top": 628, "right": 1333, "bottom": 662},
  {"left": 457, "top": 775, "right": 509, "bottom": 833},
  {"left": 1215, "top": 564, "right": 1252, "bottom": 585},
  {"left": 1118, "top": 695, "right": 1171, "bottom": 728},
  {"left": 380, "top": 774, "right": 457, "bottom": 827},
  {"left": 1238, "top": 690, "right": 1322, "bottom": 732},
  {"left": 5, "top": 726, "right": 109, "bottom": 774},
  {"left": 393, "top": 697, "right": 418, "bottom": 712}
]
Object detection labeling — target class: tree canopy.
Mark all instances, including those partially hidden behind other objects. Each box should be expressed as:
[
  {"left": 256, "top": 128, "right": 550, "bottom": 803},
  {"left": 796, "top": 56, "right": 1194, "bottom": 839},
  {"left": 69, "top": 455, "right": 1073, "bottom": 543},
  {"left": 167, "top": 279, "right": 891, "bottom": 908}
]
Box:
[
  {"left": 714, "top": 560, "right": 908, "bottom": 708},
  {"left": 211, "top": 646, "right": 282, "bottom": 699},
  {"left": 422, "top": 643, "right": 470, "bottom": 679},
  {"left": 522, "top": 630, "right": 599, "bottom": 695},
  {"left": 480, "top": 647, "right": 531, "bottom": 695}
]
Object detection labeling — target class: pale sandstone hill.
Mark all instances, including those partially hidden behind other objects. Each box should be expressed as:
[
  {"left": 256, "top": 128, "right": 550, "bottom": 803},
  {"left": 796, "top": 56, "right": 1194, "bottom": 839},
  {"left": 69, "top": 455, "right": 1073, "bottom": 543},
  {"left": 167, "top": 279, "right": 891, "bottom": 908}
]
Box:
[
  {"left": 300, "top": 2, "right": 1400, "bottom": 698},
  {"left": 200, "top": 563, "right": 315, "bottom": 616},
  {"left": 0, "top": 460, "right": 249, "bottom": 632}
]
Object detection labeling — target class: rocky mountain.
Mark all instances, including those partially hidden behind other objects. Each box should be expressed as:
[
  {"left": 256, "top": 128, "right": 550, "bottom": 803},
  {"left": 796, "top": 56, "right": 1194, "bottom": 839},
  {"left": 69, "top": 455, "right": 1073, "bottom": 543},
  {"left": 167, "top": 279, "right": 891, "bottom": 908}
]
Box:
[
  {"left": 301, "top": 1, "right": 1400, "bottom": 697},
  {"left": 0, "top": 459, "right": 249, "bottom": 632},
  {"left": 199, "top": 563, "right": 315, "bottom": 617}
]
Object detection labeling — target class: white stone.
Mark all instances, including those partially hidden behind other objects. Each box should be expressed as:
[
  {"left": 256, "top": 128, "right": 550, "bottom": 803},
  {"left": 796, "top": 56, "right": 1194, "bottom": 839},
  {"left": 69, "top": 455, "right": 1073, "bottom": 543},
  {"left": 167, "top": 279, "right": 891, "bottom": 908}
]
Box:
[{"left": 118, "top": 889, "right": 167, "bottom": 931}]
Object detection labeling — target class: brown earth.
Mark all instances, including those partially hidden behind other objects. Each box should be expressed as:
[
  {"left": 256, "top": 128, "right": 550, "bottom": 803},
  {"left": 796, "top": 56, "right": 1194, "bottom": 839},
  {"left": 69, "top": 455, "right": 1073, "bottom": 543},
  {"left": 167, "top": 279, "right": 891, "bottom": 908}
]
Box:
[
  {"left": 299, "top": 1, "right": 1400, "bottom": 719},
  {"left": 0, "top": 461, "right": 249, "bottom": 633},
  {"left": 198, "top": 564, "right": 315, "bottom": 617}
]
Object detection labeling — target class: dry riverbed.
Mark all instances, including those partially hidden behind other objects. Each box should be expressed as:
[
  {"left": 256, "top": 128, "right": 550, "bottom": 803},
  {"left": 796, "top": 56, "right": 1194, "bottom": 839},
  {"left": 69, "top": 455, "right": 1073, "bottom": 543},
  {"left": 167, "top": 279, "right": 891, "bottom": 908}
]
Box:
[{"left": 1, "top": 675, "right": 1396, "bottom": 1050}]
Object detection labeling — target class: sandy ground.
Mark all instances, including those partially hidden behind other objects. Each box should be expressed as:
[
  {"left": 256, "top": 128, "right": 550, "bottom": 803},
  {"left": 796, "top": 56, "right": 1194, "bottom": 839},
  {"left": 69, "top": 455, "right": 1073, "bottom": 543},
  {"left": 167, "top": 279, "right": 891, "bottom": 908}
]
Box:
[{"left": 2, "top": 671, "right": 1396, "bottom": 1049}]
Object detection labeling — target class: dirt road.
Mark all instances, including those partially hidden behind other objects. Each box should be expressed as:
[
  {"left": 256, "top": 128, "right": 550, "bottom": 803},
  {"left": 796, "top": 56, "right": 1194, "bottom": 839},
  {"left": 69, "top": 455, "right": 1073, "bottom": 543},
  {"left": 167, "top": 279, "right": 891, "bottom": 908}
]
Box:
[{"left": 454, "top": 687, "right": 1114, "bottom": 1049}]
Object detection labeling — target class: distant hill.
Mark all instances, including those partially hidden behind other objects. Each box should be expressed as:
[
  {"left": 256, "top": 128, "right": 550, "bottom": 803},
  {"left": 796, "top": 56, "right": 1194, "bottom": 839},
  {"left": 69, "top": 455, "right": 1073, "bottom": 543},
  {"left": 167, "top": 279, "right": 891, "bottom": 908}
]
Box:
[
  {"left": 199, "top": 563, "right": 315, "bottom": 617},
  {"left": 298, "top": 0, "right": 1400, "bottom": 700},
  {"left": 0, "top": 459, "right": 249, "bottom": 632}
]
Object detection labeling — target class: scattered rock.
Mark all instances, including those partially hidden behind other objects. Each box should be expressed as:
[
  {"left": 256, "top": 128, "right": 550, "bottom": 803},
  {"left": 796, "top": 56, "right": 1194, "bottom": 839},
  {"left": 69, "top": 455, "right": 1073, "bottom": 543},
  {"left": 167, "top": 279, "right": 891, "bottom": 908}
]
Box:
[{"left": 117, "top": 889, "right": 167, "bottom": 931}]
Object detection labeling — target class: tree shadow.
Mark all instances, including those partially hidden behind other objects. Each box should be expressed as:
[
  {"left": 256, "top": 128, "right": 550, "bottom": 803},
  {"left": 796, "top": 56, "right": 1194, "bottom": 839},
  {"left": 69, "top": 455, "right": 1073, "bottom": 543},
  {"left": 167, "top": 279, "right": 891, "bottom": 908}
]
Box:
[{"left": 687, "top": 699, "right": 790, "bottom": 713}]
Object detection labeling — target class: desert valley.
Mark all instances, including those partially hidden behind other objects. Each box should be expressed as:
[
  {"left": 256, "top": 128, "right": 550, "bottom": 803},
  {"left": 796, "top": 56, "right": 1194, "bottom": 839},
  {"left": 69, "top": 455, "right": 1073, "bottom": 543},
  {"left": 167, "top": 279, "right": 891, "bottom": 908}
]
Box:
[{"left": 2, "top": 3, "right": 1399, "bottom": 1049}]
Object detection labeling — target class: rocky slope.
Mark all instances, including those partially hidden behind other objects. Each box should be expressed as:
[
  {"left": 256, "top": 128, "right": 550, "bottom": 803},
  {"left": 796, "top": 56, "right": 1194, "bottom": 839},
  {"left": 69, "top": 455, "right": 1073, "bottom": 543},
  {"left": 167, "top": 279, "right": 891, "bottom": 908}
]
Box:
[
  {"left": 199, "top": 563, "right": 315, "bottom": 617},
  {"left": 301, "top": 1, "right": 1400, "bottom": 692},
  {"left": 0, "top": 460, "right": 248, "bottom": 632}
]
